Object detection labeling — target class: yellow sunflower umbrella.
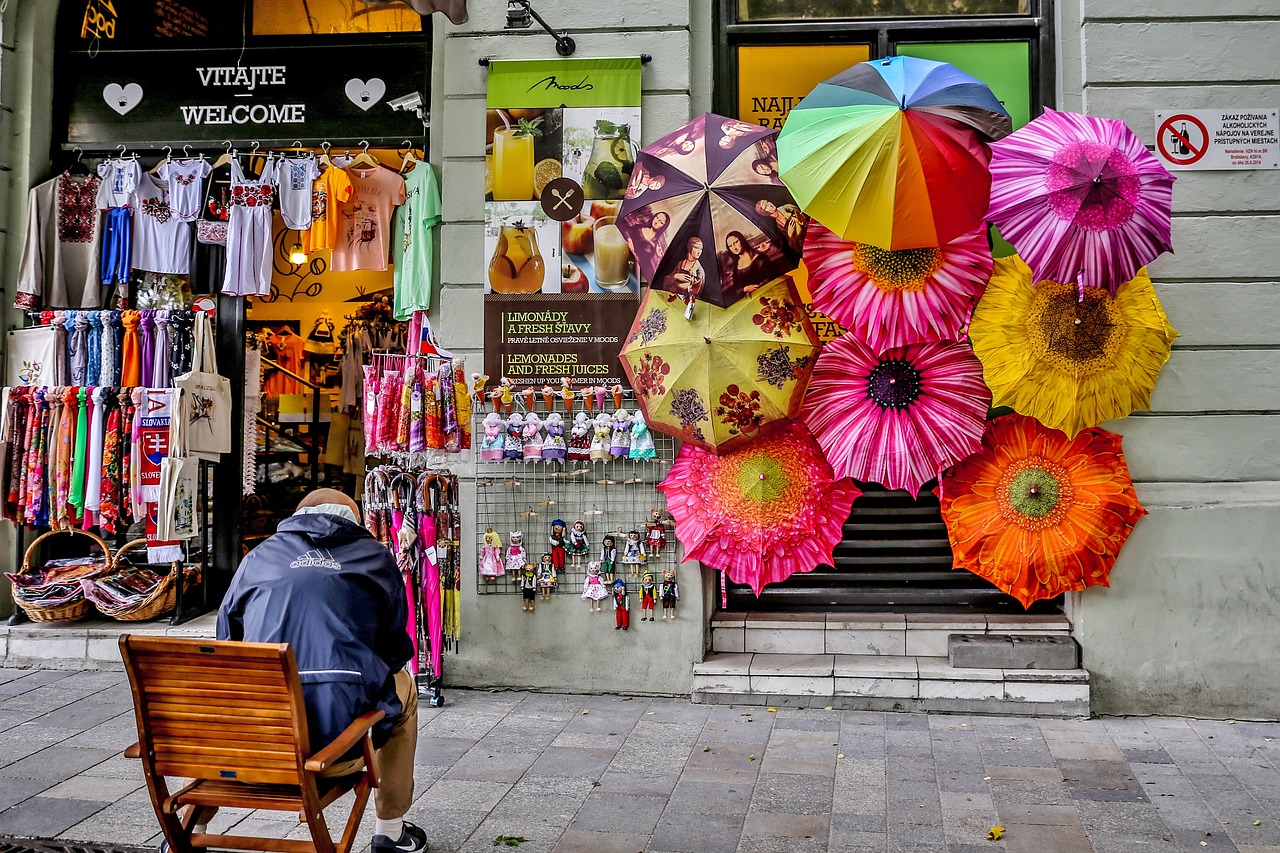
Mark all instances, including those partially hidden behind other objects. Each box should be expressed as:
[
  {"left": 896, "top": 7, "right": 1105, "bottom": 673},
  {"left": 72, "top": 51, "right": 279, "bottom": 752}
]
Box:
[
  {"left": 969, "top": 255, "right": 1178, "bottom": 437},
  {"left": 620, "top": 275, "right": 820, "bottom": 454}
]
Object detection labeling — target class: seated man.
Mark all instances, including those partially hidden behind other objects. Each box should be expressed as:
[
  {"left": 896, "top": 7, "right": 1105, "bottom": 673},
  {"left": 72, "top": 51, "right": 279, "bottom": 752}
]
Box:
[{"left": 216, "top": 488, "right": 427, "bottom": 853}]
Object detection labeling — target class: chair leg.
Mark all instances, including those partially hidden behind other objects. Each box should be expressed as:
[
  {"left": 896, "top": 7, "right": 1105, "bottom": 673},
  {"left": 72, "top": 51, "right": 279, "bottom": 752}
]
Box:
[
  {"left": 300, "top": 779, "right": 337, "bottom": 853},
  {"left": 145, "top": 771, "right": 193, "bottom": 853},
  {"left": 336, "top": 775, "right": 373, "bottom": 853}
]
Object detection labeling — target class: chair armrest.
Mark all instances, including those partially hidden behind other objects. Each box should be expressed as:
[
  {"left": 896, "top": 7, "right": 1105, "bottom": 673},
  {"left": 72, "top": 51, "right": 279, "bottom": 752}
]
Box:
[
  {"left": 124, "top": 742, "right": 141, "bottom": 759},
  {"left": 304, "top": 709, "right": 386, "bottom": 772}
]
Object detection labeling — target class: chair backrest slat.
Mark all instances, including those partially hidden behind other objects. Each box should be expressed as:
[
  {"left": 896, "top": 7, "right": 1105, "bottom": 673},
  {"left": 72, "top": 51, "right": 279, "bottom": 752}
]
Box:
[{"left": 121, "top": 636, "right": 312, "bottom": 786}]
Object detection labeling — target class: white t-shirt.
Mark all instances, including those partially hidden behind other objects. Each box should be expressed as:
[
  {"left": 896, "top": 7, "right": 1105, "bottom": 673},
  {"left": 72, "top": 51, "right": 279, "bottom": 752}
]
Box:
[
  {"left": 132, "top": 172, "right": 192, "bottom": 275},
  {"left": 97, "top": 158, "right": 141, "bottom": 209},
  {"left": 276, "top": 156, "right": 321, "bottom": 230},
  {"left": 156, "top": 158, "right": 212, "bottom": 222}
]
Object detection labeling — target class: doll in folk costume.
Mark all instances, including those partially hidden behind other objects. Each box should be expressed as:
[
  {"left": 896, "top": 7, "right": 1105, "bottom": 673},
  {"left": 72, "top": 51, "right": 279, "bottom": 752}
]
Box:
[
  {"left": 590, "top": 412, "right": 613, "bottom": 462},
  {"left": 639, "top": 570, "right": 657, "bottom": 621},
  {"left": 520, "top": 562, "right": 537, "bottom": 611},
  {"left": 479, "top": 412, "right": 505, "bottom": 461},
  {"left": 522, "top": 412, "right": 543, "bottom": 462},
  {"left": 581, "top": 561, "right": 607, "bottom": 612},
  {"left": 609, "top": 409, "right": 632, "bottom": 458},
  {"left": 645, "top": 509, "right": 668, "bottom": 558},
  {"left": 612, "top": 577, "right": 630, "bottom": 630},
  {"left": 479, "top": 527, "right": 504, "bottom": 580},
  {"left": 542, "top": 412, "right": 567, "bottom": 461},
  {"left": 567, "top": 412, "right": 592, "bottom": 461},
  {"left": 600, "top": 534, "right": 618, "bottom": 583},
  {"left": 537, "top": 553, "right": 557, "bottom": 600},
  {"left": 622, "top": 529, "right": 646, "bottom": 577},
  {"left": 503, "top": 412, "right": 525, "bottom": 460},
  {"left": 629, "top": 409, "right": 656, "bottom": 460},
  {"left": 505, "top": 531, "right": 527, "bottom": 576},
  {"left": 549, "top": 519, "right": 567, "bottom": 571},
  {"left": 660, "top": 567, "right": 680, "bottom": 620},
  {"left": 567, "top": 519, "right": 590, "bottom": 566}
]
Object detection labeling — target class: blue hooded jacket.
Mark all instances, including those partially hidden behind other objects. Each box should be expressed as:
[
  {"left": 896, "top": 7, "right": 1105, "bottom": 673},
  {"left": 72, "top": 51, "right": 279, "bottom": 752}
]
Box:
[{"left": 216, "top": 510, "right": 413, "bottom": 751}]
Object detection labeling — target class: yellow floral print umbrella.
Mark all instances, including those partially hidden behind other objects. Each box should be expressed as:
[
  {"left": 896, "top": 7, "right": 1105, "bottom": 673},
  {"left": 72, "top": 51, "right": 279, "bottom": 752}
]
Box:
[
  {"left": 969, "top": 255, "right": 1178, "bottom": 437},
  {"left": 620, "top": 275, "right": 820, "bottom": 454}
]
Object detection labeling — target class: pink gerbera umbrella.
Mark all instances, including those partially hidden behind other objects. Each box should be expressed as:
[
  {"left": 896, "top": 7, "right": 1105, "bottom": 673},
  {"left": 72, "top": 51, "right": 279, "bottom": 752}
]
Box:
[
  {"left": 804, "top": 221, "right": 993, "bottom": 354},
  {"left": 986, "top": 108, "right": 1175, "bottom": 295},
  {"left": 658, "top": 423, "right": 860, "bottom": 596},
  {"left": 801, "top": 335, "right": 991, "bottom": 497}
]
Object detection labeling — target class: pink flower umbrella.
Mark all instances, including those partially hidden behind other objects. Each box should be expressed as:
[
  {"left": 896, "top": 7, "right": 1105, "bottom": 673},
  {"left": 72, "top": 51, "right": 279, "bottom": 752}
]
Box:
[
  {"left": 658, "top": 423, "right": 860, "bottom": 596},
  {"left": 803, "top": 221, "right": 993, "bottom": 355},
  {"left": 986, "top": 108, "right": 1175, "bottom": 295},
  {"left": 801, "top": 335, "right": 991, "bottom": 497}
]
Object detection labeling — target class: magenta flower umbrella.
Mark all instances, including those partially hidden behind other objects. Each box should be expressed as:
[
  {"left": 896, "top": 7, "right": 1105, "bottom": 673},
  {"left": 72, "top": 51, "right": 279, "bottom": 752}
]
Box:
[
  {"left": 803, "top": 221, "right": 993, "bottom": 355},
  {"left": 801, "top": 335, "right": 991, "bottom": 497},
  {"left": 986, "top": 108, "right": 1175, "bottom": 295}
]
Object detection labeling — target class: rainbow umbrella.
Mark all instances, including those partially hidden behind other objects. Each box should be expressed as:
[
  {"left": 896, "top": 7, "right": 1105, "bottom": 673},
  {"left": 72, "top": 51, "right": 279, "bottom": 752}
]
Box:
[
  {"left": 969, "top": 255, "right": 1178, "bottom": 437},
  {"left": 778, "top": 55, "right": 1011, "bottom": 250},
  {"left": 986, "top": 108, "right": 1176, "bottom": 295},
  {"left": 938, "top": 413, "right": 1147, "bottom": 608},
  {"left": 803, "top": 221, "right": 993, "bottom": 354},
  {"left": 658, "top": 423, "right": 861, "bottom": 596},
  {"left": 617, "top": 112, "right": 808, "bottom": 310},
  {"left": 801, "top": 335, "right": 991, "bottom": 497}
]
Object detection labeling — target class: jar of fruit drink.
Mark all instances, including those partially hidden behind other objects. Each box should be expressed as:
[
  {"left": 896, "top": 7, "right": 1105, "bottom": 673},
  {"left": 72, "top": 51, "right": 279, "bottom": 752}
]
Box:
[{"left": 488, "top": 218, "right": 545, "bottom": 293}]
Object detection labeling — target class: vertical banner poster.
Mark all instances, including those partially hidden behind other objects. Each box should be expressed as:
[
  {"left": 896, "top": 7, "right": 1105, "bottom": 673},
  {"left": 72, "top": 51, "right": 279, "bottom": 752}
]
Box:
[{"left": 484, "top": 57, "right": 642, "bottom": 389}]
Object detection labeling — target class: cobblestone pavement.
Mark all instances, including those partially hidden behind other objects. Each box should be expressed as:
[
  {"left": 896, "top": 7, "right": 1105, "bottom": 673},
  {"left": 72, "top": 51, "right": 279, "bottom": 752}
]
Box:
[{"left": 2, "top": 668, "right": 1280, "bottom": 852}]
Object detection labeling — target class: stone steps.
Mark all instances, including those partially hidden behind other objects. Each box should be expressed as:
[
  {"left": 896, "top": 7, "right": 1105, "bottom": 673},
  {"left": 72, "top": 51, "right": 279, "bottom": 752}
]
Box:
[
  {"left": 0, "top": 612, "right": 218, "bottom": 670},
  {"left": 692, "top": 651, "right": 1089, "bottom": 717}
]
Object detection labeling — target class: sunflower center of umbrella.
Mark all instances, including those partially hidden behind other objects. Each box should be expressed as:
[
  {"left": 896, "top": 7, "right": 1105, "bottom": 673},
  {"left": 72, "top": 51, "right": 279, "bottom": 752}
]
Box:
[
  {"left": 735, "top": 454, "right": 788, "bottom": 505},
  {"left": 851, "top": 243, "right": 940, "bottom": 293},
  {"left": 1028, "top": 283, "right": 1122, "bottom": 378},
  {"left": 997, "top": 457, "right": 1074, "bottom": 531},
  {"left": 866, "top": 359, "right": 922, "bottom": 409},
  {"left": 1046, "top": 141, "right": 1140, "bottom": 232}
]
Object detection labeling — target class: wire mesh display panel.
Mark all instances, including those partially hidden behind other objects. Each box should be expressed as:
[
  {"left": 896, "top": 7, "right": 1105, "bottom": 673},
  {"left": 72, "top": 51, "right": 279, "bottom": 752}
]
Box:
[{"left": 473, "top": 406, "right": 678, "bottom": 596}]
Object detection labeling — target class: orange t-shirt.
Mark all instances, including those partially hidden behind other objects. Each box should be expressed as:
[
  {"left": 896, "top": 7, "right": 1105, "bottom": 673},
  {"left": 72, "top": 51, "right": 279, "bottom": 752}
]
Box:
[{"left": 301, "top": 166, "right": 354, "bottom": 254}]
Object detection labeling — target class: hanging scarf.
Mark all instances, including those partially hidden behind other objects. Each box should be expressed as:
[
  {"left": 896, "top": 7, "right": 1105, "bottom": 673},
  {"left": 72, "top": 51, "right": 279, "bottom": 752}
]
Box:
[
  {"left": 26, "top": 389, "right": 50, "bottom": 527},
  {"left": 151, "top": 310, "right": 172, "bottom": 388},
  {"left": 85, "top": 312, "right": 102, "bottom": 386},
  {"left": 439, "top": 362, "right": 460, "bottom": 453},
  {"left": 409, "top": 363, "right": 426, "bottom": 454},
  {"left": 99, "top": 394, "right": 122, "bottom": 535},
  {"left": 139, "top": 310, "right": 156, "bottom": 389},
  {"left": 2, "top": 389, "right": 24, "bottom": 520},
  {"left": 51, "top": 386, "right": 78, "bottom": 529},
  {"left": 52, "top": 311, "right": 70, "bottom": 386},
  {"left": 68, "top": 386, "right": 90, "bottom": 518},
  {"left": 423, "top": 368, "right": 442, "bottom": 450},
  {"left": 82, "top": 386, "right": 107, "bottom": 529},
  {"left": 170, "top": 310, "right": 195, "bottom": 378},
  {"left": 13, "top": 388, "right": 35, "bottom": 519},
  {"left": 130, "top": 387, "right": 146, "bottom": 517},
  {"left": 363, "top": 364, "right": 380, "bottom": 457},
  {"left": 67, "top": 311, "right": 91, "bottom": 384},
  {"left": 120, "top": 310, "right": 142, "bottom": 387},
  {"left": 377, "top": 369, "right": 402, "bottom": 455}
]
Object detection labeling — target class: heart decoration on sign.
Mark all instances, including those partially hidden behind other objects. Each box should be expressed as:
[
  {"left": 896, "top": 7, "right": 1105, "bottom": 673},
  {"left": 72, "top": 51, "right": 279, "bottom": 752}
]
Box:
[
  {"left": 102, "top": 82, "right": 144, "bottom": 116},
  {"left": 344, "top": 78, "right": 386, "bottom": 111}
]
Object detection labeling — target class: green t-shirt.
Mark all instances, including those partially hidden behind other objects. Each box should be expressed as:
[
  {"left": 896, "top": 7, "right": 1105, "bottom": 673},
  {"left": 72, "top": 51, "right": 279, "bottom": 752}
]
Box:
[{"left": 392, "top": 162, "right": 442, "bottom": 321}]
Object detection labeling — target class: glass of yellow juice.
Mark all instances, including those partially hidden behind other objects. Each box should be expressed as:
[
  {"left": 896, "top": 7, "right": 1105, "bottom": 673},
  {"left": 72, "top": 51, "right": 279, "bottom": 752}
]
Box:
[
  {"left": 592, "top": 216, "right": 631, "bottom": 290},
  {"left": 492, "top": 127, "right": 534, "bottom": 201}
]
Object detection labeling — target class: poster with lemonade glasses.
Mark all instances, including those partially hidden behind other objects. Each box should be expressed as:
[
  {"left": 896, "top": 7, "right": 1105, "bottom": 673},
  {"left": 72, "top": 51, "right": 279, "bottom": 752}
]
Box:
[{"left": 483, "top": 58, "right": 645, "bottom": 389}]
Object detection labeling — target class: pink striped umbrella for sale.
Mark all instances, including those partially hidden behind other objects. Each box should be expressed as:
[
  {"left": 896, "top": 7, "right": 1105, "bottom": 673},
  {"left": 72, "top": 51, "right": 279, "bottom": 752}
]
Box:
[
  {"left": 803, "top": 221, "right": 993, "bottom": 355},
  {"left": 801, "top": 335, "right": 991, "bottom": 497},
  {"left": 986, "top": 108, "right": 1175, "bottom": 295}
]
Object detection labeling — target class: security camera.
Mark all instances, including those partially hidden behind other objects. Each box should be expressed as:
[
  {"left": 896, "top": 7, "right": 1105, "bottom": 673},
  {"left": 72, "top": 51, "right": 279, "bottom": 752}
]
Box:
[{"left": 388, "top": 91, "right": 424, "bottom": 113}]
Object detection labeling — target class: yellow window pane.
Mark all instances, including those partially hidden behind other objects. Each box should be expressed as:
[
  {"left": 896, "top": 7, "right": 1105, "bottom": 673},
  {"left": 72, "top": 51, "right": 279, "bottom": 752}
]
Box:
[{"left": 253, "top": 0, "right": 422, "bottom": 35}]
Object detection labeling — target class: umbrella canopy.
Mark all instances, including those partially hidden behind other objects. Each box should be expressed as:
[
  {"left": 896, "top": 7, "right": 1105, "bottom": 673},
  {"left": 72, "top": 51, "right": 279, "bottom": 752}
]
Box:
[
  {"left": 804, "top": 220, "right": 993, "bottom": 354},
  {"left": 778, "top": 55, "right": 1011, "bottom": 251},
  {"left": 969, "top": 255, "right": 1178, "bottom": 438},
  {"left": 621, "top": 275, "right": 820, "bottom": 454},
  {"left": 658, "top": 423, "right": 861, "bottom": 596},
  {"left": 617, "top": 113, "right": 807, "bottom": 310},
  {"left": 986, "top": 108, "right": 1176, "bottom": 295},
  {"left": 801, "top": 334, "right": 991, "bottom": 497},
  {"left": 938, "top": 412, "right": 1147, "bottom": 608}
]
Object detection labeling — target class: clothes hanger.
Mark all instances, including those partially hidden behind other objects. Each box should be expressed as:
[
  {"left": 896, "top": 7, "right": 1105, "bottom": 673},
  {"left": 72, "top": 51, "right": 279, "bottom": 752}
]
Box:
[
  {"left": 149, "top": 145, "right": 173, "bottom": 175},
  {"left": 67, "top": 147, "right": 91, "bottom": 177},
  {"left": 398, "top": 139, "right": 420, "bottom": 174},
  {"left": 350, "top": 140, "right": 380, "bottom": 170},
  {"left": 318, "top": 141, "right": 332, "bottom": 169},
  {"left": 212, "top": 141, "right": 235, "bottom": 169}
]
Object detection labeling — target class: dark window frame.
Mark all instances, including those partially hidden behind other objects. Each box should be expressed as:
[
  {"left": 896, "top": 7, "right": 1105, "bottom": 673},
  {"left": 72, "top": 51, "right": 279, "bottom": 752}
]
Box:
[{"left": 713, "top": 0, "right": 1055, "bottom": 121}]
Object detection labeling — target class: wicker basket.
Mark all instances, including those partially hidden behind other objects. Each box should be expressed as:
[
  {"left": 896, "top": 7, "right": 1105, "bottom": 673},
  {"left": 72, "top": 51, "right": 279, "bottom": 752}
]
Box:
[
  {"left": 90, "top": 539, "right": 201, "bottom": 622},
  {"left": 9, "top": 528, "right": 114, "bottom": 623}
]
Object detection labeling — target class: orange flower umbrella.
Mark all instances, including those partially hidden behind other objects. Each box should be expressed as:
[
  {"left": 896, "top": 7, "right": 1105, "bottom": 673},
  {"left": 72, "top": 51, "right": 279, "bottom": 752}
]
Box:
[
  {"left": 938, "top": 413, "right": 1147, "bottom": 608},
  {"left": 658, "top": 423, "right": 861, "bottom": 596}
]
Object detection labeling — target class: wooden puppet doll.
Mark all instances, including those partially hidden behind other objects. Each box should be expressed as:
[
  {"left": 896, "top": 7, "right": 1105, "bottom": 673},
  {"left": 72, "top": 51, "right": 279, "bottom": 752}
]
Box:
[
  {"left": 505, "top": 531, "right": 526, "bottom": 576},
  {"left": 590, "top": 412, "right": 613, "bottom": 462},
  {"left": 537, "top": 553, "right": 557, "bottom": 601},
  {"left": 479, "top": 527, "right": 504, "bottom": 580},
  {"left": 567, "top": 519, "right": 590, "bottom": 566},
  {"left": 645, "top": 509, "right": 668, "bottom": 558},
  {"left": 522, "top": 412, "right": 543, "bottom": 461},
  {"left": 629, "top": 409, "right": 657, "bottom": 460},
  {"left": 542, "top": 412, "right": 567, "bottom": 461},
  {"left": 639, "top": 570, "right": 657, "bottom": 621},
  {"left": 549, "top": 519, "right": 567, "bottom": 571},
  {"left": 503, "top": 412, "right": 525, "bottom": 460},
  {"left": 609, "top": 408, "right": 632, "bottom": 457},
  {"left": 612, "top": 578, "right": 630, "bottom": 631},
  {"left": 567, "top": 412, "right": 592, "bottom": 461},
  {"left": 521, "top": 562, "right": 537, "bottom": 611},
  {"left": 660, "top": 568, "right": 680, "bottom": 620},
  {"left": 581, "top": 560, "right": 607, "bottom": 612},
  {"left": 600, "top": 534, "right": 618, "bottom": 582},
  {"left": 479, "top": 412, "right": 505, "bottom": 461},
  {"left": 622, "top": 529, "right": 646, "bottom": 578}
]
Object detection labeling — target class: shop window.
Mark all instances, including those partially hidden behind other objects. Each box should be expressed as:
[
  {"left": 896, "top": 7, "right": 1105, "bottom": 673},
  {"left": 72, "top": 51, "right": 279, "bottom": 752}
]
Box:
[
  {"left": 252, "top": 0, "right": 422, "bottom": 36},
  {"left": 738, "top": 0, "right": 1029, "bottom": 19}
]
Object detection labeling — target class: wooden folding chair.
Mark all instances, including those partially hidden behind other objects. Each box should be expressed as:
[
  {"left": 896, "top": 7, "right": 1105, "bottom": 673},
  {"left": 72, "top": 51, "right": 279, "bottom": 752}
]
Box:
[{"left": 120, "top": 635, "right": 385, "bottom": 853}]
